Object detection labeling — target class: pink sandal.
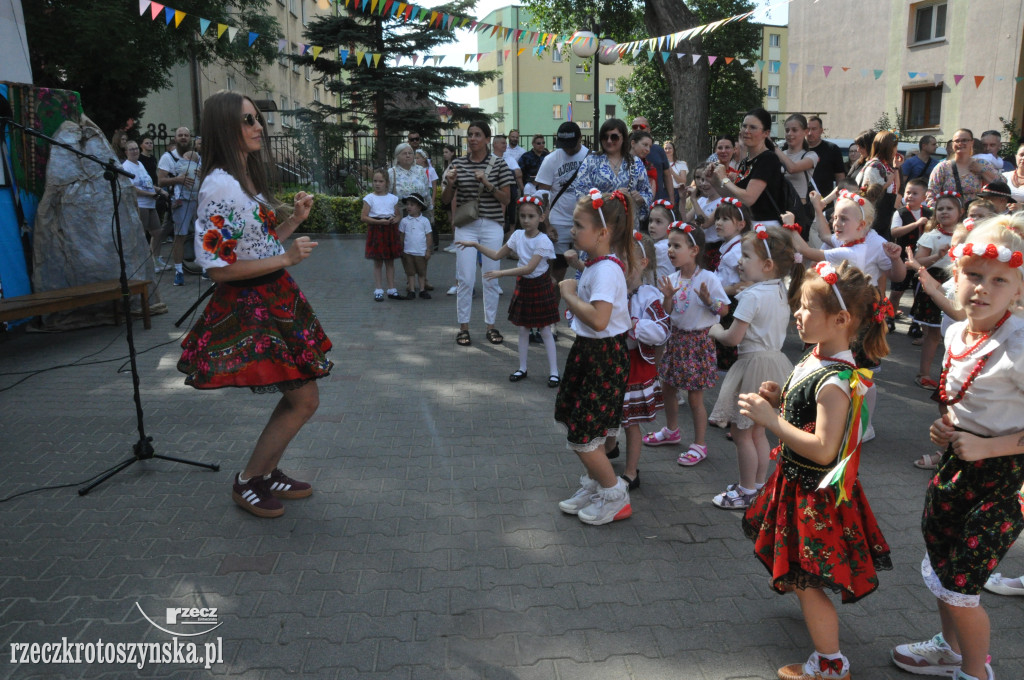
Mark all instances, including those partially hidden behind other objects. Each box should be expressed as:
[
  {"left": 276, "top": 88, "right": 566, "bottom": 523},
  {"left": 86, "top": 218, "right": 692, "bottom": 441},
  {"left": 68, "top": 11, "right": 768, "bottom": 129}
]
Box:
[
  {"left": 642, "top": 427, "right": 681, "bottom": 447},
  {"left": 677, "top": 444, "right": 707, "bottom": 466}
]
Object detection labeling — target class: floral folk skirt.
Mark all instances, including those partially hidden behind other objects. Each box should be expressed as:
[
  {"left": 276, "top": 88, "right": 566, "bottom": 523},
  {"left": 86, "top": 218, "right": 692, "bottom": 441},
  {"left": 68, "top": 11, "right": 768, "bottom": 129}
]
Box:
[
  {"left": 742, "top": 461, "right": 892, "bottom": 604},
  {"left": 178, "top": 269, "right": 333, "bottom": 392},
  {"left": 554, "top": 334, "right": 629, "bottom": 452},
  {"left": 659, "top": 328, "right": 718, "bottom": 392}
]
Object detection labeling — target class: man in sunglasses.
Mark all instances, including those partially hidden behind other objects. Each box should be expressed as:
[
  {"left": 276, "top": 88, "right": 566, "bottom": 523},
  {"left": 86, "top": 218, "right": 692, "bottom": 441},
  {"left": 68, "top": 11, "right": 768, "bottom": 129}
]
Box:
[
  {"left": 158, "top": 126, "right": 202, "bottom": 286},
  {"left": 631, "top": 116, "right": 670, "bottom": 202}
]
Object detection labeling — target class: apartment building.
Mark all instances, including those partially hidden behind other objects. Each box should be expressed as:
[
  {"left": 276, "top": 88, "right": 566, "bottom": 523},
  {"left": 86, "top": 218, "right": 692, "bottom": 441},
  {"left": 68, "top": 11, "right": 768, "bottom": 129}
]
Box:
[{"left": 756, "top": 24, "right": 789, "bottom": 137}]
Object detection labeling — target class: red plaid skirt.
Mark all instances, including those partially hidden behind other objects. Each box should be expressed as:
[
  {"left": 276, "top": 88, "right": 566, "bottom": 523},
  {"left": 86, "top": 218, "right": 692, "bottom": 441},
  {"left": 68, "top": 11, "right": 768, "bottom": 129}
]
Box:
[
  {"left": 508, "top": 274, "right": 560, "bottom": 327},
  {"left": 365, "top": 223, "right": 402, "bottom": 260}
]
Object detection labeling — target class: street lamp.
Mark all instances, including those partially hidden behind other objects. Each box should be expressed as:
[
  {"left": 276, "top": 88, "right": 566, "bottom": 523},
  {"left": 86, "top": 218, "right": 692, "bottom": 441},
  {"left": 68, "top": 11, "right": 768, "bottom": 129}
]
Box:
[{"left": 571, "top": 28, "right": 619, "bottom": 139}]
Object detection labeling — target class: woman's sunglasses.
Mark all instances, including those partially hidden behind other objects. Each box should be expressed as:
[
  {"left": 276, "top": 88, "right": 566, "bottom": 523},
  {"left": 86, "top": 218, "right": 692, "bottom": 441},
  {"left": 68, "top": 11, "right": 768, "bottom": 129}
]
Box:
[
  {"left": 601, "top": 133, "right": 621, "bottom": 141},
  {"left": 242, "top": 112, "right": 264, "bottom": 127}
]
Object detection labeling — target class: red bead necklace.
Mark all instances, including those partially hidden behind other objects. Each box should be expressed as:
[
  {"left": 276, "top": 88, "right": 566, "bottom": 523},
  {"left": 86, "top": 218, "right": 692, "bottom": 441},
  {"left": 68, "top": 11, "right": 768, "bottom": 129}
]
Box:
[
  {"left": 938, "top": 311, "right": 1011, "bottom": 406},
  {"left": 812, "top": 346, "right": 856, "bottom": 368},
  {"left": 841, "top": 236, "right": 866, "bottom": 247},
  {"left": 585, "top": 254, "right": 625, "bottom": 272}
]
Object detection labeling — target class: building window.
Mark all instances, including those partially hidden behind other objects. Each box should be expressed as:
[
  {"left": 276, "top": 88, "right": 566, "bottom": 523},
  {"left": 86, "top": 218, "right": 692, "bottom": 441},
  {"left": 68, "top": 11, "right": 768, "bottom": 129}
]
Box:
[
  {"left": 575, "top": 93, "right": 592, "bottom": 102},
  {"left": 605, "top": 104, "right": 615, "bottom": 119},
  {"left": 552, "top": 76, "right": 563, "bottom": 91},
  {"left": 767, "top": 85, "right": 779, "bottom": 98},
  {"left": 313, "top": 88, "right": 320, "bottom": 103},
  {"left": 289, "top": 0, "right": 298, "bottom": 16},
  {"left": 305, "top": 64, "right": 312, "bottom": 81},
  {"left": 769, "top": 33, "right": 780, "bottom": 47},
  {"left": 552, "top": 50, "right": 563, "bottom": 63},
  {"left": 497, "top": 50, "right": 504, "bottom": 66},
  {"left": 265, "top": 92, "right": 275, "bottom": 124},
  {"left": 580, "top": 121, "right": 592, "bottom": 129},
  {"left": 904, "top": 85, "right": 942, "bottom": 129},
  {"left": 301, "top": 0, "right": 308, "bottom": 24},
  {"left": 552, "top": 104, "right": 562, "bottom": 119},
  {"left": 291, "top": 44, "right": 300, "bottom": 73},
  {"left": 912, "top": 2, "right": 946, "bottom": 44},
  {"left": 768, "top": 60, "right": 780, "bottom": 74},
  {"left": 497, "top": 78, "right": 504, "bottom": 94},
  {"left": 575, "top": 63, "right": 588, "bottom": 74},
  {"left": 280, "top": 96, "right": 289, "bottom": 127},
  {"left": 226, "top": 75, "right": 236, "bottom": 91},
  {"left": 605, "top": 78, "right": 615, "bottom": 93}
]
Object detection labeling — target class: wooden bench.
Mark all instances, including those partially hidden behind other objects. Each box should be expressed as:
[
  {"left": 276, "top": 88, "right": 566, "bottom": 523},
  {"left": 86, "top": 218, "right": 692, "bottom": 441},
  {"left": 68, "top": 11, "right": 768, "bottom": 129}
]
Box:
[{"left": 0, "top": 279, "right": 152, "bottom": 330}]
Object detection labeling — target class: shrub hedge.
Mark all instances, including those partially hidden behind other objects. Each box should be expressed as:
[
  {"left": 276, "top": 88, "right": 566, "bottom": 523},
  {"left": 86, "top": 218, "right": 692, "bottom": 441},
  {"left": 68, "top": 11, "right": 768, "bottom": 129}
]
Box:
[{"left": 277, "top": 193, "right": 452, "bottom": 235}]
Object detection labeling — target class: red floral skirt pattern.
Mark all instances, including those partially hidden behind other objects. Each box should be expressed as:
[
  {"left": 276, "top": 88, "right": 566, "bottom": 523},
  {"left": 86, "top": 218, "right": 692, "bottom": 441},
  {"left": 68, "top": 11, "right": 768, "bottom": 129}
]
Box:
[
  {"left": 178, "top": 270, "right": 333, "bottom": 391},
  {"left": 922, "top": 444, "right": 1024, "bottom": 596},
  {"left": 742, "top": 462, "right": 892, "bottom": 603},
  {"left": 554, "top": 335, "right": 629, "bottom": 451},
  {"left": 622, "top": 348, "right": 663, "bottom": 426}
]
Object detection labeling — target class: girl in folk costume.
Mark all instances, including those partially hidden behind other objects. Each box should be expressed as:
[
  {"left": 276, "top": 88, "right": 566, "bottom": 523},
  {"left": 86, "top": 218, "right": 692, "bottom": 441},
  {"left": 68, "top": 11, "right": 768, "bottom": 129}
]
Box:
[
  {"left": 643, "top": 222, "right": 729, "bottom": 465},
  {"left": 892, "top": 217, "right": 1024, "bottom": 680},
  {"left": 738, "top": 261, "right": 893, "bottom": 680},
  {"left": 617, "top": 233, "right": 671, "bottom": 490},
  {"left": 647, "top": 199, "right": 677, "bottom": 280},
  {"left": 709, "top": 226, "right": 803, "bottom": 508},
  {"left": 458, "top": 195, "right": 560, "bottom": 385},
  {"left": 178, "top": 92, "right": 332, "bottom": 519},
  {"left": 556, "top": 189, "right": 638, "bottom": 526},
  {"left": 711, "top": 197, "right": 753, "bottom": 372}
]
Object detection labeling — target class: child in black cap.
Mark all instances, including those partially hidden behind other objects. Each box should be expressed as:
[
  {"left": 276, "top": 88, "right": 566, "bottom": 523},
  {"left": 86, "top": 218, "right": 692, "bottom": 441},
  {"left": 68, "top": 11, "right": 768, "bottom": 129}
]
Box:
[{"left": 400, "top": 193, "right": 433, "bottom": 298}]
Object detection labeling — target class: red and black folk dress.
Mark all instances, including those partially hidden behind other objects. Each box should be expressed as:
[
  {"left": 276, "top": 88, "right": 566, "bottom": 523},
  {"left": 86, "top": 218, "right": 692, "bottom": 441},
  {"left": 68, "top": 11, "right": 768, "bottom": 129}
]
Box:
[
  {"left": 178, "top": 169, "right": 332, "bottom": 392},
  {"left": 742, "top": 356, "right": 892, "bottom": 603}
]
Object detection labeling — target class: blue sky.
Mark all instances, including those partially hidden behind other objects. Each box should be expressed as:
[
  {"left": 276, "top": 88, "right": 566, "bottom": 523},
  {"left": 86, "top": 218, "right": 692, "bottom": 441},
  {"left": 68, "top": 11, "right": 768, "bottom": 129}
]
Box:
[{"left": 425, "top": 0, "right": 789, "bottom": 105}]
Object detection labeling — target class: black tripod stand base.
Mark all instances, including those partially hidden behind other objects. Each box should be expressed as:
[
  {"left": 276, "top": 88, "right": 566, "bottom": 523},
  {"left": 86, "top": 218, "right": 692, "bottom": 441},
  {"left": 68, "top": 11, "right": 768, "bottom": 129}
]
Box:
[{"left": 78, "top": 437, "right": 220, "bottom": 496}]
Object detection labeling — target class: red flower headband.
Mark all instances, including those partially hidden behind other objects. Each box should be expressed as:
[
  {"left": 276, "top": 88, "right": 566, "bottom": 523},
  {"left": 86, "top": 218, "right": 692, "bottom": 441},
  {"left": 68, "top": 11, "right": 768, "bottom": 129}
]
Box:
[
  {"left": 651, "top": 199, "right": 674, "bottom": 212},
  {"left": 587, "top": 188, "right": 628, "bottom": 229},
  {"left": 517, "top": 195, "right": 543, "bottom": 208},
  {"left": 838, "top": 189, "right": 866, "bottom": 219},
  {"left": 754, "top": 223, "right": 772, "bottom": 260},
  {"left": 721, "top": 197, "right": 743, "bottom": 209},
  {"left": 937, "top": 190, "right": 964, "bottom": 208},
  {"left": 814, "top": 261, "right": 847, "bottom": 311},
  {"left": 949, "top": 242, "right": 1024, "bottom": 268},
  {"left": 669, "top": 221, "right": 697, "bottom": 246}
]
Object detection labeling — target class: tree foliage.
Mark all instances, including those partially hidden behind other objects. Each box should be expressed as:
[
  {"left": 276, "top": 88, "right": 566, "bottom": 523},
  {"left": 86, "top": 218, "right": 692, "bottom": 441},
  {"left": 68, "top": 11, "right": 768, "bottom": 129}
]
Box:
[
  {"left": 521, "top": 0, "right": 762, "bottom": 167},
  {"left": 298, "top": 0, "right": 495, "bottom": 166},
  {"left": 23, "top": 0, "right": 281, "bottom": 136}
]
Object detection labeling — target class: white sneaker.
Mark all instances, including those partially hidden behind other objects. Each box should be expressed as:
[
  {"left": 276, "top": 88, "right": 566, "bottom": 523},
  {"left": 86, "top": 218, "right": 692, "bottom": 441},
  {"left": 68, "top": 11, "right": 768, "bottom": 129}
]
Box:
[
  {"left": 558, "top": 475, "right": 598, "bottom": 515},
  {"left": 577, "top": 479, "right": 631, "bottom": 525},
  {"left": 154, "top": 257, "right": 172, "bottom": 272},
  {"left": 891, "top": 633, "right": 961, "bottom": 676},
  {"left": 446, "top": 285, "right": 457, "bottom": 296},
  {"left": 954, "top": 664, "right": 994, "bottom": 680},
  {"left": 444, "top": 243, "right": 457, "bottom": 253}
]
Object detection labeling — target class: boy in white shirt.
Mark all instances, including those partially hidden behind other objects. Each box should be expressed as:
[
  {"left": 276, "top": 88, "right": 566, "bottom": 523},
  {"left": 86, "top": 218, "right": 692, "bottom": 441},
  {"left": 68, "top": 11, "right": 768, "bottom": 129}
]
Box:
[{"left": 399, "top": 193, "right": 433, "bottom": 298}]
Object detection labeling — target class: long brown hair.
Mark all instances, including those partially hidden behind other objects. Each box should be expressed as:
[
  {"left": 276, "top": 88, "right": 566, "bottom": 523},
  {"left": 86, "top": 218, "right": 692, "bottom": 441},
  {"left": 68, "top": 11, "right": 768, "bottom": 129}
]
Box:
[
  {"left": 199, "top": 90, "right": 277, "bottom": 203},
  {"left": 574, "top": 190, "right": 639, "bottom": 276}
]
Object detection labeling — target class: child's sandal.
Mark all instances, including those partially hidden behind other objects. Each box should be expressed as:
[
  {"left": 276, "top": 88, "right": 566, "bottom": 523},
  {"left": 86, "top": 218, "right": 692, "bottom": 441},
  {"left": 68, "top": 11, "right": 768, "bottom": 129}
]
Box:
[{"left": 677, "top": 444, "right": 707, "bottom": 467}]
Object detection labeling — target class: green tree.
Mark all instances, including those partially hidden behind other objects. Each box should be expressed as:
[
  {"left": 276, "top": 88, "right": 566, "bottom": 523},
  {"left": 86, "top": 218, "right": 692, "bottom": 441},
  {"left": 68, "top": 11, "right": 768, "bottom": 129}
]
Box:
[
  {"left": 522, "top": 0, "right": 762, "bottom": 168},
  {"left": 298, "top": 0, "right": 495, "bottom": 166},
  {"left": 23, "top": 1, "right": 281, "bottom": 136}
]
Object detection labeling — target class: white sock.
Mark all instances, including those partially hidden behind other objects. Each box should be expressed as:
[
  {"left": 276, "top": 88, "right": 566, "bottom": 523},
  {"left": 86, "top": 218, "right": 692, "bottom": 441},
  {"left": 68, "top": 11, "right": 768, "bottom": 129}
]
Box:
[
  {"left": 540, "top": 325, "right": 558, "bottom": 376},
  {"left": 175, "top": 263, "right": 183, "bottom": 273},
  {"left": 737, "top": 485, "right": 756, "bottom": 495},
  {"left": 518, "top": 327, "right": 529, "bottom": 372}
]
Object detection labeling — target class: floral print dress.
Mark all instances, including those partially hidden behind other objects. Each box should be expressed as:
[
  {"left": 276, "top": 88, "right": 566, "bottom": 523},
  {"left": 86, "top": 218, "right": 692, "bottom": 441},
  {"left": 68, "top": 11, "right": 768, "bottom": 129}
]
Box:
[{"left": 178, "top": 169, "right": 332, "bottom": 392}]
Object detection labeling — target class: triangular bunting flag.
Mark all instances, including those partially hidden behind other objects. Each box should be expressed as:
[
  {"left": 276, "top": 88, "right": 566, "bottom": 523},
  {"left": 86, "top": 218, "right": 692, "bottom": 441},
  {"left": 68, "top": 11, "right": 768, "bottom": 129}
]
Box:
[
  {"left": 312, "top": 45, "right": 322, "bottom": 60},
  {"left": 708, "top": 56, "right": 717, "bottom": 65},
  {"left": 412, "top": 54, "right": 419, "bottom": 65},
  {"left": 139, "top": 0, "right": 151, "bottom": 15},
  {"left": 1016, "top": 76, "right": 1024, "bottom": 83},
  {"left": 149, "top": 2, "right": 163, "bottom": 19},
  {"left": 373, "top": 53, "right": 382, "bottom": 67},
  {"left": 383, "top": 0, "right": 393, "bottom": 15},
  {"left": 661, "top": 52, "right": 670, "bottom": 63},
  {"left": 823, "top": 65, "right": 832, "bottom": 78},
  {"left": 277, "top": 38, "right": 286, "bottom": 52},
  {"left": 974, "top": 75, "right": 984, "bottom": 88},
  {"left": 476, "top": 53, "right": 484, "bottom": 62},
  {"left": 873, "top": 69, "right": 883, "bottom": 80},
  {"left": 503, "top": 50, "right": 510, "bottom": 60},
  {"left": 789, "top": 62, "right": 798, "bottom": 75},
  {"left": 691, "top": 54, "right": 701, "bottom": 64},
  {"left": 397, "top": 3, "right": 406, "bottom": 16},
  {"left": 447, "top": 15, "right": 455, "bottom": 30},
  {"left": 429, "top": 11, "right": 437, "bottom": 25},
  {"left": 301, "top": 44, "right": 310, "bottom": 55},
  {"left": 514, "top": 29, "right": 522, "bottom": 42},
  {"left": 517, "top": 47, "right": 525, "bottom": 56},
  {"left": 737, "top": 58, "right": 748, "bottom": 65},
  {"left": 227, "top": 26, "right": 239, "bottom": 42},
  {"left": 909, "top": 71, "right": 919, "bottom": 79},
  {"left": 841, "top": 66, "right": 850, "bottom": 72},
  {"left": 370, "top": 0, "right": 378, "bottom": 13},
  {"left": 676, "top": 52, "right": 686, "bottom": 59},
  {"left": 724, "top": 57, "right": 734, "bottom": 65},
  {"left": 339, "top": 49, "right": 349, "bottom": 63},
  {"left": 173, "top": 9, "right": 186, "bottom": 27},
  {"left": 356, "top": 50, "right": 365, "bottom": 64},
  {"left": 199, "top": 18, "right": 211, "bottom": 35},
  {"left": 953, "top": 74, "right": 964, "bottom": 85},
  {"left": 755, "top": 59, "right": 765, "bottom": 71},
  {"left": 164, "top": 7, "right": 174, "bottom": 25},
  {"left": 217, "top": 23, "right": 228, "bottom": 38},
  {"left": 859, "top": 68, "right": 869, "bottom": 78}
]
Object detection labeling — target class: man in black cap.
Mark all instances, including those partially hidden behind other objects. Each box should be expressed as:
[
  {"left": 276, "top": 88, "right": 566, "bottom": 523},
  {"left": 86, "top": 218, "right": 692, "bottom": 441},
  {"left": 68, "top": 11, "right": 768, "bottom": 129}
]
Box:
[
  {"left": 535, "top": 121, "right": 589, "bottom": 303},
  {"left": 977, "top": 181, "right": 1014, "bottom": 214}
]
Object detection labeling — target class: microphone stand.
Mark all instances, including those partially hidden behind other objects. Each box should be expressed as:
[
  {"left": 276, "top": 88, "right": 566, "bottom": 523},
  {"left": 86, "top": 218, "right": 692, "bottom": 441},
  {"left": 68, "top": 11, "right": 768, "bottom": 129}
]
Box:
[{"left": 0, "top": 117, "right": 219, "bottom": 495}]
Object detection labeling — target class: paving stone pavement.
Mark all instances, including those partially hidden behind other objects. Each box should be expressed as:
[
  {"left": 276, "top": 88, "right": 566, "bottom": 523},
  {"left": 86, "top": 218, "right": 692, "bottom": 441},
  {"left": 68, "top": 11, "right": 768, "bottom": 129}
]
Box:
[{"left": 1, "top": 235, "right": 1022, "bottom": 680}]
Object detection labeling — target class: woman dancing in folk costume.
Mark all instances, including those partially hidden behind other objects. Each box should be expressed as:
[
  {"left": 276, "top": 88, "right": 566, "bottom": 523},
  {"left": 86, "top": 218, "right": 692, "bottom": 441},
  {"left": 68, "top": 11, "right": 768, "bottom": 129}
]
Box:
[
  {"left": 178, "top": 91, "right": 332, "bottom": 519},
  {"left": 555, "top": 189, "right": 638, "bottom": 526},
  {"left": 738, "top": 261, "right": 893, "bottom": 680},
  {"left": 892, "top": 217, "right": 1024, "bottom": 680}
]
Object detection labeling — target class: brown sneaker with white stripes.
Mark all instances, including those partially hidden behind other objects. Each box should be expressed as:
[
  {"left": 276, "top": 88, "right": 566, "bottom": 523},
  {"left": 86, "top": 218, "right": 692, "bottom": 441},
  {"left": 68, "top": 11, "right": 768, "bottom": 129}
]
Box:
[
  {"left": 265, "top": 468, "right": 313, "bottom": 499},
  {"left": 232, "top": 474, "right": 284, "bottom": 518}
]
